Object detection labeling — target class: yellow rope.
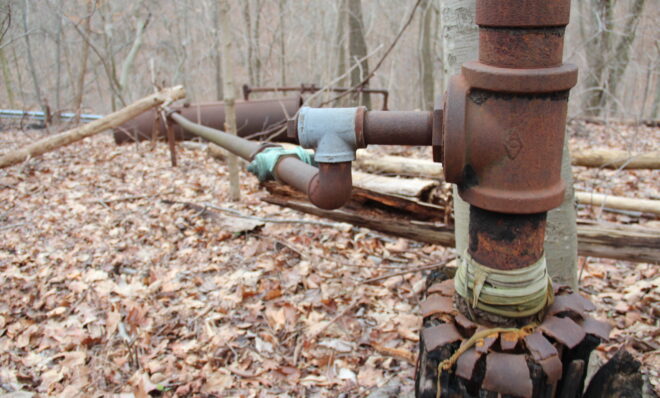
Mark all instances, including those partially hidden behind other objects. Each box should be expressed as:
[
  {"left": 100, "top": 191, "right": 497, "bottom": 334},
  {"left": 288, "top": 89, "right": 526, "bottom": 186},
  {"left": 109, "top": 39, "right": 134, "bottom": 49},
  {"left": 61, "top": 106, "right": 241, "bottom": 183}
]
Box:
[{"left": 435, "top": 323, "right": 537, "bottom": 398}]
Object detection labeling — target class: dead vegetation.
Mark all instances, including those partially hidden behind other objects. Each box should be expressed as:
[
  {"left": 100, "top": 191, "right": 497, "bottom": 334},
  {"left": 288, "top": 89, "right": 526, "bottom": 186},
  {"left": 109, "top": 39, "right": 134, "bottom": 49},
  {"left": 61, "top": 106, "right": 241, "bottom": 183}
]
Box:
[{"left": 0, "top": 121, "right": 658, "bottom": 396}]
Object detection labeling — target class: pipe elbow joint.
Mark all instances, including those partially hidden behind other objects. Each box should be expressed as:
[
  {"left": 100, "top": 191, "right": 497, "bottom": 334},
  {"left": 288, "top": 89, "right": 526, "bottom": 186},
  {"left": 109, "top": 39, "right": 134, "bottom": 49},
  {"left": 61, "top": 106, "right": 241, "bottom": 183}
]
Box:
[{"left": 308, "top": 162, "right": 353, "bottom": 210}]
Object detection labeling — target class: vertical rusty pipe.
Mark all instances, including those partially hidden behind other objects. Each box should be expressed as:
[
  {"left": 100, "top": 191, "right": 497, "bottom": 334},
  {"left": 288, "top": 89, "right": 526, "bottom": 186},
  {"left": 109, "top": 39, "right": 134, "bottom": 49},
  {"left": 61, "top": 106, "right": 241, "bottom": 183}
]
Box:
[{"left": 468, "top": 206, "right": 547, "bottom": 271}]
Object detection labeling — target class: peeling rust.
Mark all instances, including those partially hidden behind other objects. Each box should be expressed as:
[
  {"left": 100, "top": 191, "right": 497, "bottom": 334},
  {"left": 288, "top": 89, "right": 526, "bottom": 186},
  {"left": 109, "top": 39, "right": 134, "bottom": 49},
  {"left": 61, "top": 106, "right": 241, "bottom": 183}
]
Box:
[
  {"left": 500, "top": 331, "right": 519, "bottom": 351},
  {"left": 428, "top": 279, "right": 455, "bottom": 296},
  {"left": 524, "top": 331, "right": 558, "bottom": 361},
  {"left": 455, "top": 348, "right": 481, "bottom": 380},
  {"left": 580, "top": 316, "right": 612, "bottom": 341},
  {"left": 454, "top": 313, "right": 477, "bottom": 335},
  {"left": 538, "top": 354, "right": 563, "bottom": 383},
  {"left": 422, "top": 323, "right": 462, "bottom": 352},
  {"left": 548, "top": 292, "right": 596, "bottom": 318},
  {"left": 539, "top": 316, "right": 586, "bottom": 349},
  {"left": 483, "top": 353, "right": 533, "bottom": 398},
  {"left": 420, "top": 294, "right": 455, "bottom": 318}
]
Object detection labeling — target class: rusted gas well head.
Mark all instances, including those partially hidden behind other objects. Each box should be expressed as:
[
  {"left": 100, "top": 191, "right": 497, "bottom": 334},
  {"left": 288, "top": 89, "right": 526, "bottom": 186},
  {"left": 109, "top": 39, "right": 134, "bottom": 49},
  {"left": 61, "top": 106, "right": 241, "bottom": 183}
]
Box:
[{"left": 442, "top": 0, "right": 578, "bottom": 214}]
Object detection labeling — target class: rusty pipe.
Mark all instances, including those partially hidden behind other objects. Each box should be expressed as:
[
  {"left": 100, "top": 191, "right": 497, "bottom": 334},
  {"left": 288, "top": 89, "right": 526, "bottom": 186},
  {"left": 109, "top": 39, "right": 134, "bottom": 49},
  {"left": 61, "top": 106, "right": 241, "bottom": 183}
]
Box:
[
  {"left": 168, "top": 111, "right": 262, "bottom": 160},
  {"left": 361, "top": 110, "right": 433, "bottom": 146},
  {"left": 114, "top": 97, "right": 301, "bottom": 144},
  {"left": 169, "top": 112, "right": 352, "bottom": 210}
]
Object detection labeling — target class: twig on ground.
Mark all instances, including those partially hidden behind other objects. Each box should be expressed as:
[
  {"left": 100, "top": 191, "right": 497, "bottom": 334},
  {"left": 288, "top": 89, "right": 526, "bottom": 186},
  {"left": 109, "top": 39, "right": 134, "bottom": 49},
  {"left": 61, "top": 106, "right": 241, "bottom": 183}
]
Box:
[
  {"left": 361, "top": 257, "right": 455, "bottom": 284},
  {"left": 0, "top": 222, "right": 27, "bottom": 231},
  {"left": 161, "top": 199, "right": 352, "bottom": 229}
]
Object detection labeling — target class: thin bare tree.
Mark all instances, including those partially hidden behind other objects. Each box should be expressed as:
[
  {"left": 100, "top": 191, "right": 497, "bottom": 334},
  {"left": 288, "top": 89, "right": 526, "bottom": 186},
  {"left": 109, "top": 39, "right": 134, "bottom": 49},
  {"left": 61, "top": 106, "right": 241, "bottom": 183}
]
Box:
[
  {"left": 348, "top": 0, "right": 370, "bottom": 108},
  {"left": 219, "top": 0, "right": 240, "bottom": 201}
]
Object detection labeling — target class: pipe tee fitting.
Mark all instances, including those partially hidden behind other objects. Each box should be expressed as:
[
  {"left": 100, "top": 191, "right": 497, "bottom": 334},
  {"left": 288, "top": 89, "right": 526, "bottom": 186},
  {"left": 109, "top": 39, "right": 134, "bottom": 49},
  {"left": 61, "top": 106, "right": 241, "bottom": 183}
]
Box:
[{"left": 297, "top": 107, "right": 362, "bottom": 163}]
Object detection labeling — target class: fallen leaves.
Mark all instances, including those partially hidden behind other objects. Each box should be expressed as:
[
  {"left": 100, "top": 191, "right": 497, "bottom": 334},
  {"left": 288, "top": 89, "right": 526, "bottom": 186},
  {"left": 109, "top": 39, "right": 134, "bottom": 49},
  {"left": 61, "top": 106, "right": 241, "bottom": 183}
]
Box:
[{"left": 0, "top": 121, "right": 657, "bottom": 396}]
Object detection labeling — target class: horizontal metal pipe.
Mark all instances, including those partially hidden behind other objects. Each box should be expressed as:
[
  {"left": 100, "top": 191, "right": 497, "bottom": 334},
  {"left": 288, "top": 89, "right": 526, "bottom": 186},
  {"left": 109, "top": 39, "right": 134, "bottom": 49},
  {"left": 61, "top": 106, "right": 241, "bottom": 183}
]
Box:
[
  {"left": 0, "top": 109, "right": 103, "bottom": 122},
  {"left": 363, "top": 110, "right": 433, "bottom": 146},
  {"left": 114, "top": 97, "right": 301, "bottom": 144},
  {"left": 169, "top": 112, "right": 261, "bottom": 161}
]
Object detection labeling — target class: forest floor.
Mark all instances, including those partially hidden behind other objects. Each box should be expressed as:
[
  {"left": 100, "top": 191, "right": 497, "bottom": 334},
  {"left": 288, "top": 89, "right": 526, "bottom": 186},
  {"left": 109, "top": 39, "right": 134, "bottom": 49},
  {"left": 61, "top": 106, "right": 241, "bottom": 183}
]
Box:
[{"left": 0, "top": 120, "right": 658, "bottom": 397}]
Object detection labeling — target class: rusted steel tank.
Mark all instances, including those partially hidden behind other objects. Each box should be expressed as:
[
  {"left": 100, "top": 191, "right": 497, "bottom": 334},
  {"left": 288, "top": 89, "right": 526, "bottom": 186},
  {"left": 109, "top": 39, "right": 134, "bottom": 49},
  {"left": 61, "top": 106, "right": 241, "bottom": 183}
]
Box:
[{"left": 113, "top": 96, "right": 301, "bottom": 144}]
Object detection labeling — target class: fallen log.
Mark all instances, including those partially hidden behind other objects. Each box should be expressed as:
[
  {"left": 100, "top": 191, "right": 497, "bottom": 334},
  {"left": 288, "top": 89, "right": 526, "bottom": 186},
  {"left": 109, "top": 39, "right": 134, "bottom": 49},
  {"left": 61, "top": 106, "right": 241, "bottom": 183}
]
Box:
[
  {"left": 571, "top": 149, "right": 660, "bottom": 170},
  {"left": 0, "top": 86, "right": 185, "bottom": 169},
  {"left": 263, "top": 190, "right": 660, "bottom": 263},
  {"left": 354, "top": 150, "right": 660, "bottom": 179},
  {"left": 576, "top": 192, "right": 660, "bottom": 216}
]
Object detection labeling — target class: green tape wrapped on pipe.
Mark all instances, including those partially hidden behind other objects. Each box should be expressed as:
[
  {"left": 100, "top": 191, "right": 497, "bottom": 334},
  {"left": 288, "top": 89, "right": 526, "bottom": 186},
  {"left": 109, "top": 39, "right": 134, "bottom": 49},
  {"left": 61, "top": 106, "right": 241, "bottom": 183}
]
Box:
[{"left": 247, "top": 146, "right": 316, "bottom": 182}]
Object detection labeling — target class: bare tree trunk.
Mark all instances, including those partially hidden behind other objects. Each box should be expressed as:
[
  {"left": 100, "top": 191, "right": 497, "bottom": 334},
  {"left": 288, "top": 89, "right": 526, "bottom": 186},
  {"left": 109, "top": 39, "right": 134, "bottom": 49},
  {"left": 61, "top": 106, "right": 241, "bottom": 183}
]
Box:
[
  {"left": 119, "top": 16, "right": 149, "bottom": 102},
  {"left": 22, "top": 0, "right": 47, "bottom": 118},
  {"left": 278, "top": 0, "right": 286, "bottom": 86},
  {"left": 0, "top": 46, "right": 15, "bottom": 108},
  {"left": 440, "top": 0, "right": 477, "bottom": 262},
  {"left": 53, "top": 9, "right": 63, "bottom": 123},
  {"left": 580, "top": 0, "right": 645, "bottom": 117},
  {"left": 419, "top": 0, "right": 434, "bottom": 111},
  {"left": 241, "top": 0, "right": 262, "bottom": 86},
  {"left": 219, "top": 0, "right": 240, "bottom": 201},
  {"left": 74, "top": 0, "right": 93, "bottom": 123},
  {"left": 334, "top": 0, "right": 348, "bottom": 105},
  {"left": 348, "top": 0, "right": 370, "bottom": 109},
  {"left": 605, "top": 0, "right": 646, "bottom": 114},
  {"left": 212, "top": 0, "right": 223, "bottom": 100}
]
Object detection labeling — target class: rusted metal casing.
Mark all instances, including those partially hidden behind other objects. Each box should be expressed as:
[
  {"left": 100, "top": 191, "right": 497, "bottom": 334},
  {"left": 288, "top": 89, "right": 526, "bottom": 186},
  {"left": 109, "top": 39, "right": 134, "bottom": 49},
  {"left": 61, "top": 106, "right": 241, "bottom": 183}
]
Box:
[
  {"left": 113, "top": 97, "right": 301, "bottom": 144},
  {"left": 442, "top": 0, "right": 577, "bottom": 214}
]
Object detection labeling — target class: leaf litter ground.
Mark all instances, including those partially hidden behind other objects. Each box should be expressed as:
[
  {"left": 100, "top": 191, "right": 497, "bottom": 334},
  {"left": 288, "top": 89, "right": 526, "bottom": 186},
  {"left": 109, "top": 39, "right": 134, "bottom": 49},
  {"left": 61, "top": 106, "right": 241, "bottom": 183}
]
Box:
[{"left": 0, "top": 121, "right": 657, "bottom": 397}]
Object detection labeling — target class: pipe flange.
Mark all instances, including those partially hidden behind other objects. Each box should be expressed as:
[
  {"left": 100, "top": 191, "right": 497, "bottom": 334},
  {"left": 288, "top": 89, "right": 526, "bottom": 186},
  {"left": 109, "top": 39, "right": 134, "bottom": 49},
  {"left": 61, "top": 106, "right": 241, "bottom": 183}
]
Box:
[
  {"left": 476, "top": 0, "right": 571, "bottom": 27},
  {"left": 442, "top": 75, "right": 469, "bottom": 184},
  {"left": 462, "top": 62, "right": 578, "bottom": 94}
]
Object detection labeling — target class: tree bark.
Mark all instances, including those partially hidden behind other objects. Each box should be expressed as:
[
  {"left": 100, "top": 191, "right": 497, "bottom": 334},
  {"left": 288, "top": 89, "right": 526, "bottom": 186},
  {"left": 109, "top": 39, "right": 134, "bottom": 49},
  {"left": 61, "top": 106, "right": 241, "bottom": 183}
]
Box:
[
  {"left": 0, "top": 46, "right": 15, "bottom": 109},
  {"left": 439, "top": 0, "right": 477, "bottom": 266},
  {"left": 22, "top": 0, "right": 48, "bottom": 118},
  {"left": 219, "top": 0, "right": 241, "bottom": 201},
  {"left": 334, "top": 0, "right": 349, "bottom": 106},
  {"left": 0, "top": 86, "right": 185, "bottom": 169},
  {"left": 348, "top": 0, "right": 370, "bottom": 109},
  {"left": 278, "top": 0, "right": 287, "bottom": 87},
  {"left": 545, "top": 133, "right": 579, "bottom": 288},
  {"left": 74, "top": 0, "right": 93, "bottom": 123},
  {"left": 419, "top": 0, "right": 434, "bottom": 111}
]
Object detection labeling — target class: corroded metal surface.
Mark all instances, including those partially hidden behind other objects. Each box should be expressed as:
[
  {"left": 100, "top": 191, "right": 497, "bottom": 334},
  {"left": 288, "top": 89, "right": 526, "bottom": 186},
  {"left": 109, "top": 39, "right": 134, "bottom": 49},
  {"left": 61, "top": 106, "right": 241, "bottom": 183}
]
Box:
[
  {"left": 419, "top": 294, "right": 455, "bottom": 318},
  {"left": 524, "top": 331, "right": 558, "bottom": 361},
  {"left": 455, "top": 348, "right": 481, "bottom": 380},
  {"left": 418, "top": 285, "right": 610, "bottom": 396},
  {"left": 362, "top": 110, "right": 433, "bottom": 146},
  {"left": 442, "top": 0, "right": 576, "bottom": 214},
  {"left": 469, "top": 206, "right": 547, "bottom": 270},
  {"left": 114, "top": 97, "right": 301, "bottom": 144},
  {"left": 539, "top": 316, "right": 586, "bottom": 349},
  {"left": 483, "top": 353, "right": 533, "bottom": 397},
  {"left": 422, "top": 323, "right": 462, "bottom": 352}
]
